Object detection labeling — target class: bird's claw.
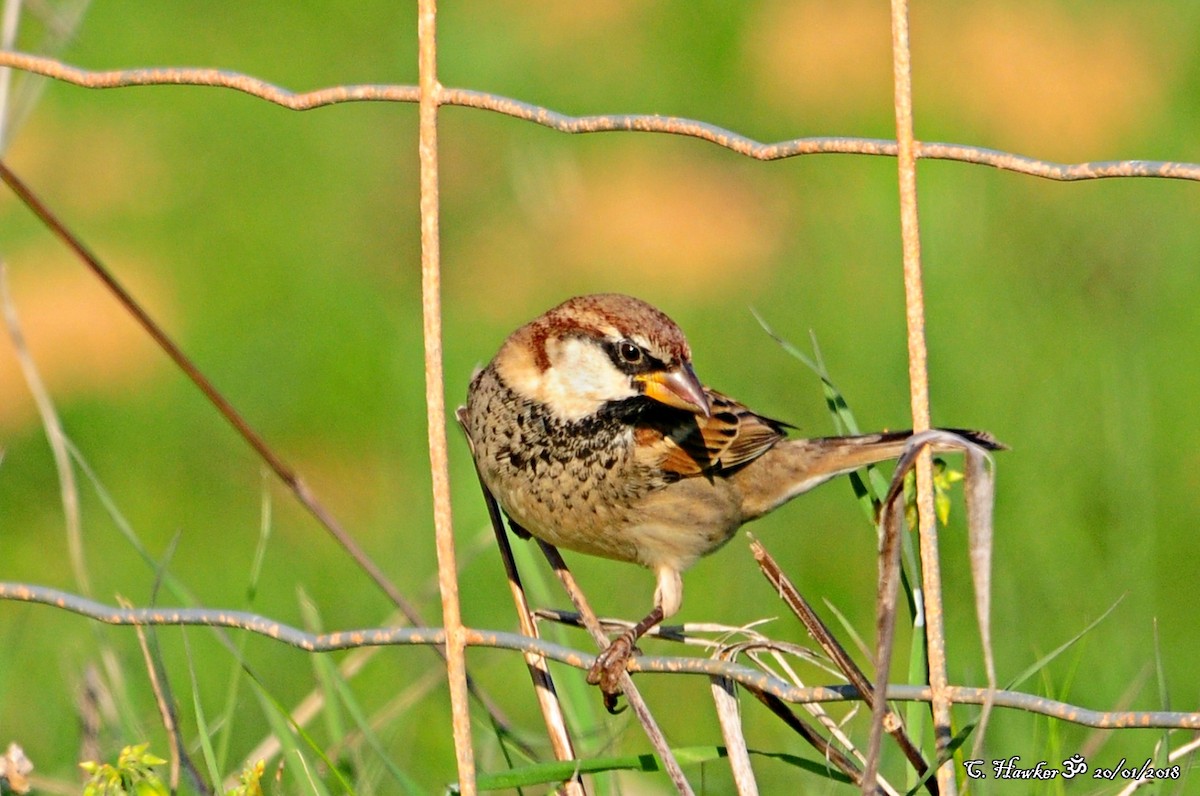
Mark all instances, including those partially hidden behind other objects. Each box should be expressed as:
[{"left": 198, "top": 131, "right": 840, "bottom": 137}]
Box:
[{"left": 588, "top": 636, "right": 634, "bottom": 713}]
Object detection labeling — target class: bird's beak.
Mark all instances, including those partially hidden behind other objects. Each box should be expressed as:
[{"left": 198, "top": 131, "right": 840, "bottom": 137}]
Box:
[{"left": 636, "top": 364, "right": 711, "bottom": 417}]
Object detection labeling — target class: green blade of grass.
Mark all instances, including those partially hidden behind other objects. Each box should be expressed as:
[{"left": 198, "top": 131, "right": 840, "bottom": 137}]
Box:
[
  {"left": 903, "top": 721, "right": 974, "bottom": 796},
  {"left": 298, "top": 591, "right": 349, "bottom": 763},
  {"left": 246, "top": 668, "right": 342, "bottom": 796},
  {"left": 217, "top": 478, "right": 277, "bottom": 773},
  {"left": 326, "top": 661, "right": 425, "bottom": 794},
  {"left": 463, "top": 745, "right": 854, "bottom": 791},
  {"left": 182, "top": 629, "right": 223, "bottom": 790},
  {"left": 1005, "top": 596, "right": 1124, "bottom": 691},
  {"left": 1153, "top": 618, "right": 1172, "bottom": 777},
  {"left": 296, "top": 588, "right": 423, "bottom": 794}
]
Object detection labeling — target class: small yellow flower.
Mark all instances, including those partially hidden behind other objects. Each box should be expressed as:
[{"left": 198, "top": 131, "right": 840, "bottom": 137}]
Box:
[{"left": 904, "top": 459, "right": 964, "bottom": 529}]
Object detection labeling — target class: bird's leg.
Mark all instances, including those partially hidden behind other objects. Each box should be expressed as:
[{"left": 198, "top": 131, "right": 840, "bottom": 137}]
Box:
[
  {"left": 587, "top": 604, "right": 664, "bottom": 696},
  {"left": 586, "top": 567, "right": 681, "bottom": 709}
]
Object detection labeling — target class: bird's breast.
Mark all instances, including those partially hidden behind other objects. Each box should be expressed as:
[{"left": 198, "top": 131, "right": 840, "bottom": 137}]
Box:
[
  {"left": 466, "top": 367, "right": 649, "bottom": 557},
  {"left": 465, "top": 365, "right": 745, "bottom": 572}
]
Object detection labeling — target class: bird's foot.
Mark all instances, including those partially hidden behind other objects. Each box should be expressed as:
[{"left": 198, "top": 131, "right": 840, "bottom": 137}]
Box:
[{"left": 587, "top": 635, "right": 635, "bottom": 713}]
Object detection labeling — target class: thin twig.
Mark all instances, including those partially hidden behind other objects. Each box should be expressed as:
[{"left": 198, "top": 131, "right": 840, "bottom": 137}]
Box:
[
  {"left": 416, "top": 2, "right": 475, "bottom": 792},
  {"left": 0, "top": 157, "right": 522, "bottom": 741},
  {"left": 747, "top": 687, "right": 862, "bottom": 787},
  {"left": 461, "top": 424, "right": 584, "bottom": 795},
  {"left": 7, "top": 583, "right": 1197, "bottom": 731},
  {"left": 0, "top": 161, "right": 417, "bottom": 618},
  {"left": 749, "top": 538, "right": 930, "bottom": 793},
  {"left": 0, "top": 50, "right": 1198, "bottom": 181},
  {"left": 1115, "top": 733, "right": 1200, "bottom": 795},
  {"left": 534, "top": 542, "right": 695, "bottom": 795}
]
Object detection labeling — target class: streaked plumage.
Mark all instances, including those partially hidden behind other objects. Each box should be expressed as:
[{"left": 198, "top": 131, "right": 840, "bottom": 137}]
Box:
[{"left": 461, "top": 293, "right": 1000, "bottom": 698}]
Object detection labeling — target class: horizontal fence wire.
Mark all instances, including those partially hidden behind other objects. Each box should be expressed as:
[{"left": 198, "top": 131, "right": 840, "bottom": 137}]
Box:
[
  {"left": 4, "top": 38, "right": 1199, "bottom": 792},
  {"left": 1, "top": 50, "right": 1198, "bottom": 180},
  {"left": 1, "top": 582, "right": 1196, "bottom": 732}
]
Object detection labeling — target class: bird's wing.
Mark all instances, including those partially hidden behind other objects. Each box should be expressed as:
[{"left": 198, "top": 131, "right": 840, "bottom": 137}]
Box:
[{"left": 641, "top": 389, "right": 788, "bottom": 478}]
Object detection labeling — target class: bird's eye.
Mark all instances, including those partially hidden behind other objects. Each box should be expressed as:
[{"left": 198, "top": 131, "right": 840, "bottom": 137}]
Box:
[{"left": 617, "top": 341, "right": 644, "bottom": 364}]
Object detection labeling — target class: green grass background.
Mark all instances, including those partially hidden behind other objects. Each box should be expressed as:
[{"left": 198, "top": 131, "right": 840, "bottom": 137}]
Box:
[{"left": 2, "top": 1, "right": 1199, "bottom": 792}]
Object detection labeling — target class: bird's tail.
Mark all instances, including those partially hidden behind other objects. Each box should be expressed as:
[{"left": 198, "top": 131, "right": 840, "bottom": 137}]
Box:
[{"left": 735, "top": 428, "right": 1003, "bottom": 521}]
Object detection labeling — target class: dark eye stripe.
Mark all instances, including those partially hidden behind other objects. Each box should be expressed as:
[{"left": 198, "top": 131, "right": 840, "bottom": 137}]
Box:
[{"left": 606, "top": 339, "right": 663, "bottom": 373}]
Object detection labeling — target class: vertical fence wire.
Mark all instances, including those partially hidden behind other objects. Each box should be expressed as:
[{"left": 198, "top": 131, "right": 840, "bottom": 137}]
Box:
[
  {"left": 417, "top": 0, "right": 476, "bottom": 792},
  {"left": 888, "top": 1, "right": 956, "bottom": 794},
  {"left": 2, "top": 5, "right": 1196, "bottom": 792}
]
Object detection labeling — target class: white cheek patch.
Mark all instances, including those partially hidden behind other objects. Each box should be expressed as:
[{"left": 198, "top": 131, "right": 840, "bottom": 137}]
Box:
[{"left": 537, "top": 337, "right": 636, "bottom": 420}]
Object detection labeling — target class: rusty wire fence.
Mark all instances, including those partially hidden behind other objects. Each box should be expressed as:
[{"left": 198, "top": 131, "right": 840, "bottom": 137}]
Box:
[{"left": 2, "top": 2, "right": 1199, "bottom": 795}]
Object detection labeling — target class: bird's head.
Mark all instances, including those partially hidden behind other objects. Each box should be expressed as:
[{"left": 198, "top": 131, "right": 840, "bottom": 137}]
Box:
[{"left": 493, "top": 293, "right": 711, "bottom": 422}]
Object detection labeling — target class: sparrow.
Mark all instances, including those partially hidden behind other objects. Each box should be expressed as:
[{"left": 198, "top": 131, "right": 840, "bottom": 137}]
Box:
[{"left": 460, "top": 293, "right": 1000, "bottom": 699}]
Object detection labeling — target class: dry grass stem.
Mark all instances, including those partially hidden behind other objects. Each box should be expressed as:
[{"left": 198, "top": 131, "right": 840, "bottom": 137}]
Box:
[
  {"left": 964, "top": 447, "right": 998, "bottom": 759},
  {"left": 0, "top": 263, "right": 88, "bottom": 595},
  {"left": 750, "top": 538, "right": 932, "bottom": 792},
  {"left": 868, "top": 496, "right": 911, "bottom": 792},
  {"left": 734, "top": 644, "right": 863, "bottom": 763},
  {"left": 536, "top": 609, "right": 781, "bottom": 651},
  {"left": 748, "top": 687, "right": 876, "bottom": 791},
  {"left": 124, "top": 598, "right": 185, "bottom": 792},
  {"left": 710, "top": 674, "right": 758, "bottom": 795},
  {"left": 1115, "top": 734, "right": 1200, "bottom": 795},
  {"left": 0, "top": 0, "right": 21, "bottom": 150}
]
